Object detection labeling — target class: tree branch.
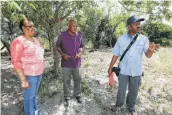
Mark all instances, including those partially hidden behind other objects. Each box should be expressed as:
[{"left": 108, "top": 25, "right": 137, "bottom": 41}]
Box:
[
  {"left": 55, "top": 9, "right": 74, "bottom": 23},
  {"left": 2, "top": 26, "right": 10, "bottom": 34},
  {"left": 1, "top": 45, "right": 5, "bottom": 50},
  {"left": 33, "top": 4, "right": 50, "bottom": 26},
  {"left": 118, "top": 1, "right": 148, "bottom": 14},
  {"left": 54, "top": 1, "right": 65, "bottom": 16}
]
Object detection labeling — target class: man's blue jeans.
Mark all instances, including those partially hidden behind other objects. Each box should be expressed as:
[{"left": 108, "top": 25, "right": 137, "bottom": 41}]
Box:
[{"left": 23, "top": 75, "right": 42, "bottom": 115}]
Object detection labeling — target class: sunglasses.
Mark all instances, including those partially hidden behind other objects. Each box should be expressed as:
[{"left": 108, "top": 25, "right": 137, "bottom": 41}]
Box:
[{"left": 23, "top": 25, "right": 35, "bottom": 28}]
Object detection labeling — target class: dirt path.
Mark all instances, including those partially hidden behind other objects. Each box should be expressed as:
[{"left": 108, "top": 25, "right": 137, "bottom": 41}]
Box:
[{"left": 1, "top": 48, "right": 172, "bottom": 115}]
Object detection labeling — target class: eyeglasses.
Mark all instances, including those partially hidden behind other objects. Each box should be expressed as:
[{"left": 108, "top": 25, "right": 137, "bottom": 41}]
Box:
[{"left": 23, "top": 25, "right": 35, "bottom": 28}]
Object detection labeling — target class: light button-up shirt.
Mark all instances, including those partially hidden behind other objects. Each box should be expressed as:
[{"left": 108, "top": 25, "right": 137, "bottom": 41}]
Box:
[{"left": 112, "top": 32, "right": 149, "bottom": 77}]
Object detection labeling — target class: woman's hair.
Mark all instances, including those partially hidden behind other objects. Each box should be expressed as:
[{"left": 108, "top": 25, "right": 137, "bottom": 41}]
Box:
[
  {"left": 19, "top": 18, "right": 30, "bottom": 32},
  {"left": 19, "top": 18, "right": 26, "bottom": 32}
]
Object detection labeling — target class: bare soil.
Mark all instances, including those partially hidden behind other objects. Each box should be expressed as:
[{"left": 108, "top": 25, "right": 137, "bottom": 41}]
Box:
[{"left": 1, "top": 47, "right": 172, "bottom": 115}]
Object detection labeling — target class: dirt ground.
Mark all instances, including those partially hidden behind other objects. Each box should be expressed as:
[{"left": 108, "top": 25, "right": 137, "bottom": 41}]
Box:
[{"left": 1, "top": 47, "right": 172, "bottom": 115}]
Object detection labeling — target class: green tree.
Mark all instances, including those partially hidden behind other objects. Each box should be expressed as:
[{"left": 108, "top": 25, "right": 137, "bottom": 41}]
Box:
[
  {"left": 27, "top": 1, "right": 84, "bottom": 75},
  {"left": 142, "top": 22, "right": 172, "bottom": 46},
  {"left": 75, "top": 2, "right": 104, "bottom": 49},
  {"left": 119, "top": 1, "right": 172, "bottom": 21},
  {"left": 1, "top": 1, "right": 25, "bottom": 53},
  {"left": 1, "top": 1, "right": 85, "bottom": 75}
]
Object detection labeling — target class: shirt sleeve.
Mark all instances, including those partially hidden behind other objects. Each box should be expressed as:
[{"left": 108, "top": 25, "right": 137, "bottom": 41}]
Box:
[
  {"left": 10, "top": 39, "right": 24, "bottom": 70},
  {"left": 56, "top": 33, "right": 62, "bottom": 48},
  {"left": 112, "top": 39, "right": 120, "bottom": 56},
  {"left": 143, "top": 37, "right": 150, "bottom": 53}
]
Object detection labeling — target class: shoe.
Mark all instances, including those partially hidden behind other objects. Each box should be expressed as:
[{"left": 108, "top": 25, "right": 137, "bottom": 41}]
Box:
[
  {"left": 76, "top": 96, "right": 82, "bottom": 103},
  {"left": 129, "top": 110, "right": 137, "bottom": 115},
  {"left": 35, "top": 110, "right": 43, "bottom": 115},
  {"left": 111, "top": 106, "right": 118, "bottom": 112},
  {"left": 38, "top": 111, "right": 43, "bottom": 115},
  {"left": 111, "top": 105, "right": 124, "bottom": 114},
  {"left": 64, "top": 99, "right": 69, "bottom": 107}
]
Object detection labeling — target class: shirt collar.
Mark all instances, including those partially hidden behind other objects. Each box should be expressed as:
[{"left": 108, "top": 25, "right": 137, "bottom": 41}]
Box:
[
  {"left": 127, "top": 31, "right": 137, "bottom": 40},
  {"left": 67, "top": 30, "right": 78, "bottom": 37}
]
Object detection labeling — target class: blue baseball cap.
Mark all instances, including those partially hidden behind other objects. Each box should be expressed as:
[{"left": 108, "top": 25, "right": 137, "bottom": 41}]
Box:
[{"left": 127, "top": 15, "right": 145, "bottom": 26}]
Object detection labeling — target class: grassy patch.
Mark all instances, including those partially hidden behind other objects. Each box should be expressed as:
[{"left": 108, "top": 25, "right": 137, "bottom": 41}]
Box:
[
  {"left": 81, "top": 80, "right": 92, "bottom": 96},
  {"left": 151, "top": 48, "right": 172, "bottom": 76},
  {"left": 84, "top": 59, "right": 92, "bottom": 68},
  {"left": 141, "top": 47, "right": 172, "bottom": 114}
]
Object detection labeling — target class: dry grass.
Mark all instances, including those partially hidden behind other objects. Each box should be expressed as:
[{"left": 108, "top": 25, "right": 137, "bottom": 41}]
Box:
[{"left": 141, "top": 47, "right": 172, "bottom": 114}]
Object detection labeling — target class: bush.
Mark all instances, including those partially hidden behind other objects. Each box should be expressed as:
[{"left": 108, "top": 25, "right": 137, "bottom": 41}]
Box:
[{"left": 142, "top": 22, "right": 172, "bottom": 46}]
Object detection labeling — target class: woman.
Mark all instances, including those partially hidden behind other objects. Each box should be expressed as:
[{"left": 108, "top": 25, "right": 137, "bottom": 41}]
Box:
[{"left": 10, "top": 18, "right": 44, "bottom": 115}]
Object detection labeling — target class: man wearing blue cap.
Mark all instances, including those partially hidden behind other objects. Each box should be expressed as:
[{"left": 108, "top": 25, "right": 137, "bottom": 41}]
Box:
[{"left": 108, "top": 15, "right": 159, "bottom": 115}]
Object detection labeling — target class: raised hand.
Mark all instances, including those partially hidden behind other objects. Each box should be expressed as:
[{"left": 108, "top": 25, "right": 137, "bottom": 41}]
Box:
[{"left": 148, "top": 42, "right": 160, "bottom": 52}]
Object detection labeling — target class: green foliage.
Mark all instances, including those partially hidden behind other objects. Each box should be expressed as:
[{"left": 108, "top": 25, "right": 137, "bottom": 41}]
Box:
[
  {"left": 1, "top": 1, "right": 86, "bottom": 74},
  {"left": 119, "top": 1, "right": 172, "bottom": 21},
  {"left": 81, "top": 80, "right": 92, "bottom": 96},
  {"left": 76, "top": 2, "right": 104, "bottom": 47},
  {"left": 109, "top": 13, "right": 129, "bottom": 39},
  {"left": 114, "top": 23, "right": 126, "bottom": 39},
  {"left": 38, "top": 37, "right": 50, "bottom": 50},
  {"left": 142, "top": 22, "right": 172, "bottom": 46},
  {"left": 1, "top": 1, "right": 28, "bottom": 53}
]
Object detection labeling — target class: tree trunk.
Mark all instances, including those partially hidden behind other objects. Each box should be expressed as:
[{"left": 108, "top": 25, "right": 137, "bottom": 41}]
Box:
[
  {"left": 48, "top": 39, "right": 51, "bottom": 51},
  {"left": 47, "top": 33, "right": 52, "bottom": 52},
  {"left": 52, "top": 36, "right": 60, "bottom": 76},
  {"left": 1, "top": 38, "right": 10, "bottom": 54}
]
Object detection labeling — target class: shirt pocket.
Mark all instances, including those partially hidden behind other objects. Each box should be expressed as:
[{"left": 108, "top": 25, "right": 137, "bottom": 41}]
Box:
[{"left": 133, "top": 44, "right": 144, "bottom": 55}]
